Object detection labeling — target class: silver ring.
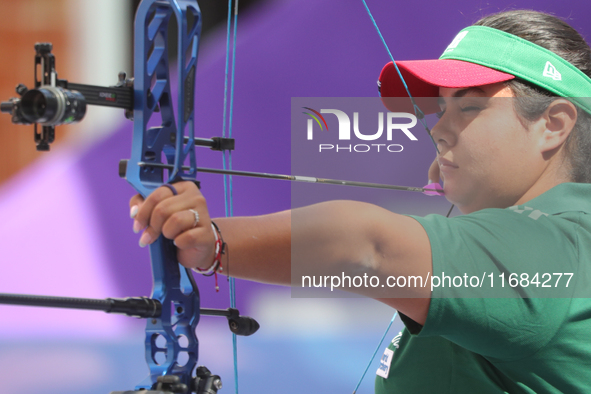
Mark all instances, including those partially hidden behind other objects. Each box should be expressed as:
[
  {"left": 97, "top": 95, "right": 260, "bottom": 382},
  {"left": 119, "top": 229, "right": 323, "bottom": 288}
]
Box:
[{"left": 189, "top": 209, "right": 199, "bottom": 227}]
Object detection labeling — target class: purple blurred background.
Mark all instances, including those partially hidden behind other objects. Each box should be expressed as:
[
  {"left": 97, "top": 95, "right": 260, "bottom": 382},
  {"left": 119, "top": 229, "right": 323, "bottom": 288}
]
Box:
[{"left": 1, "top": 0, "right": 590, "bottom": 393}]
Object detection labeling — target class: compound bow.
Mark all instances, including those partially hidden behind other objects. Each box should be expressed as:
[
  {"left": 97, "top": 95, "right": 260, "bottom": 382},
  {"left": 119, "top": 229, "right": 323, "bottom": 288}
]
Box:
[{"left": 0, "top": 1, "right": 259, "bottom": 393}]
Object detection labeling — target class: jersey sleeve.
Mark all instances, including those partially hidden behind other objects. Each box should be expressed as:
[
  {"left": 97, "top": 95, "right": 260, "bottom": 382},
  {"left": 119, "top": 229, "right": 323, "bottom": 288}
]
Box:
[{"left": 406, "top": 207, "right": 580, "bottom": 362}]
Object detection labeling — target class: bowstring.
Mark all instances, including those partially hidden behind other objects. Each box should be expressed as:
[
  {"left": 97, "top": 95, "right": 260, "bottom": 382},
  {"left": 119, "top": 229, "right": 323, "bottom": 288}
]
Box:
[
  {"left": 352, "top": 312, "right": 398, "bottom": 394},
  {"left": 359, "top": 0, "right": 454, "bottom": 217},
  {"left": 352, "top": 1, "right": 454, "bottom": 392},
  {"left": 222, "top": 0, "right": 240, "bottom": 392},
  {"left": 359, "top": 0, "right": 439, "bottom": 155}
]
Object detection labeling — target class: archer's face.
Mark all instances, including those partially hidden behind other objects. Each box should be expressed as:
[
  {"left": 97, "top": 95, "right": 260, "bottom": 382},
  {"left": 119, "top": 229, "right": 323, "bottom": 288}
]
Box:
[{"left": 433, "top": 83, "right": 544, "bottom": 214}]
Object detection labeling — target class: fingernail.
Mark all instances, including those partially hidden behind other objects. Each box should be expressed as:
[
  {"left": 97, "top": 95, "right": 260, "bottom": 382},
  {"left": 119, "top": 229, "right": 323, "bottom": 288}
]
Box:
[
  {"left": 428, "top": 179, "right": 433, "bottom": 185},
  {"left": 139, "top": 232, "right": 152, "bottom": 248},
  {"left": 130, "top": 205, "right": 139, "bottom": 219},
  {"left": 133, "top": 220, "right": 142, "bottom": 234}
]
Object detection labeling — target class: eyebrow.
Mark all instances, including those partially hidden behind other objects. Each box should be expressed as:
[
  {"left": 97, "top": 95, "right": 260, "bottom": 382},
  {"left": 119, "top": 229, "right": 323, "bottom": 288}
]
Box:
[{"left": 438, "top": 87, "right": 487, "bottom": 106}]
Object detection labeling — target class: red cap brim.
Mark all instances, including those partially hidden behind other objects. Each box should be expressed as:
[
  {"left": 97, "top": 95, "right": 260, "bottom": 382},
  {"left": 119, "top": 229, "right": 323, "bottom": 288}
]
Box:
[{"left": 379, "top": 59, "right": 515, "bottom": 114}]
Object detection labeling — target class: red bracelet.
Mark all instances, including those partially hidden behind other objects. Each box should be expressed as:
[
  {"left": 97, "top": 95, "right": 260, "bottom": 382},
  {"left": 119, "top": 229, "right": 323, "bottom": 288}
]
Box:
[{"left": 194, "top": 222, "right": 225, "bottom": 291}]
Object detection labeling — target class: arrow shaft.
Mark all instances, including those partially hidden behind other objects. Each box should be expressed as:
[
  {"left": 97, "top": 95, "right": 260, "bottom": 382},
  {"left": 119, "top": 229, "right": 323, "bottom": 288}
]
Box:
[{"left": 137, "top": 162, "right": 443, "bottom": 193}]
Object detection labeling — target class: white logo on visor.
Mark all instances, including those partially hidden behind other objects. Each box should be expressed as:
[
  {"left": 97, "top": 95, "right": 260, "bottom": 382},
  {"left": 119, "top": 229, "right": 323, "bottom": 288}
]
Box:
[
  {"left": 443, "top": 31, "right": 469, "bottom": 53},
  {"left": 543, "top": 61, "right": 562, "bottom": 81}
]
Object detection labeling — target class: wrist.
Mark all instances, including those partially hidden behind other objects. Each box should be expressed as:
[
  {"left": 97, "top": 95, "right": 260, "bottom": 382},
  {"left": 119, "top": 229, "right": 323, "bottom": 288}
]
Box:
[{"left": 194, "top": 222, "right": 224, "bottom": 275}]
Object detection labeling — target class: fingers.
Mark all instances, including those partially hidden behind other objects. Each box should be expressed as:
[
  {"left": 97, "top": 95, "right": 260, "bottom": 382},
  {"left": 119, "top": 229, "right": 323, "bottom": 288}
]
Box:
[
  {"left": 131, "top": 182, "right": 208, "bottom": 247},
  {"left": 427, "top": 158, "right": 440, "bottom": 184},
  {"left": 161, "top": 207, "right": 208, "bottom": 241},
  {"left": 172, "top": 218, "right": 217, "bottom": 270},
  {"left": 129, "top": 194, "right": 145, "bottom": 219}
]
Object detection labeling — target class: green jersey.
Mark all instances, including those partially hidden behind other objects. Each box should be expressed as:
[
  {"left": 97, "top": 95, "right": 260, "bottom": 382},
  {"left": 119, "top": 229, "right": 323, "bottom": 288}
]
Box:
[{"left": 375, "top": 183, "right": 591, "bottom": 393}]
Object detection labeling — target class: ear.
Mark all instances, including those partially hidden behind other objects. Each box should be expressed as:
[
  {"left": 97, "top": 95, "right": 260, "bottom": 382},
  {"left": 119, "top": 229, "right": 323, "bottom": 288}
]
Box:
[{"left": 535, "top": 99, "right": 578, "bottom": 154}]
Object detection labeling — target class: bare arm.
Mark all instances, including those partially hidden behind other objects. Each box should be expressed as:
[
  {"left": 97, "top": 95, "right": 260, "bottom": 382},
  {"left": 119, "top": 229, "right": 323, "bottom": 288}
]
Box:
[{"left": 130, "top": 183, "right": 432, "bottom": 324}]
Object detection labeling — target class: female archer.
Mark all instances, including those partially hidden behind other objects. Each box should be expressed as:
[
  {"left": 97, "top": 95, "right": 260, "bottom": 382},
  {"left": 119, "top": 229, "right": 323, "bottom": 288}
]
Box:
[{"left": 129, "top": 10, "right": 591, "bottom": 393}]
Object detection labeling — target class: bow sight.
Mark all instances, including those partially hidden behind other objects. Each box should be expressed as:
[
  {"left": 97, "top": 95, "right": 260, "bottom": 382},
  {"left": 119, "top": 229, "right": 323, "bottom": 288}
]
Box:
[{"left": 0, "top": 42, "right": 134, "bottom": 151}]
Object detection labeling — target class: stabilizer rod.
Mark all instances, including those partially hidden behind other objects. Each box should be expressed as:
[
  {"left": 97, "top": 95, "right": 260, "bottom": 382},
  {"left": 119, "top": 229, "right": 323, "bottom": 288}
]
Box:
[{"left": 0, "top": 293, "right": 259, "bottom": 336}]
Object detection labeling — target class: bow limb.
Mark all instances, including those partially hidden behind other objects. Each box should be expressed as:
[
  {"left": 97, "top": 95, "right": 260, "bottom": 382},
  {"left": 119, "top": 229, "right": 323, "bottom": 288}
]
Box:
[{"left": 125, "top": 0, "right": 202, "bottom": 390}]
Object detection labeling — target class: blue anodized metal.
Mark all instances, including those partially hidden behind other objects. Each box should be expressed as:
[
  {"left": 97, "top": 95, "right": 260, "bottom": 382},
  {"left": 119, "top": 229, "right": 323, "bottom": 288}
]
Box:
[{"left": 126, "top": 0, "right": 202, "bottom": 390}]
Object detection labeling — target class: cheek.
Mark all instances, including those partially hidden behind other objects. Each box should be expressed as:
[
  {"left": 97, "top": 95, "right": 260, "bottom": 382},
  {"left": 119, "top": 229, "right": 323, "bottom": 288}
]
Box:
[
  {"left": 462, "top": 122, "right": 533, "bottom": 193},
  {"left": 457, "top": 129, "right": 505, "bottom": 175},
  {"left": 490, "top": 124, "right": 535, "bottom": 169},
  {"left": 451, "top": 119, "right": 529, "bottom": 193},
  {"left": 464, "top": 115, "right": 529, "bottom": 168}
]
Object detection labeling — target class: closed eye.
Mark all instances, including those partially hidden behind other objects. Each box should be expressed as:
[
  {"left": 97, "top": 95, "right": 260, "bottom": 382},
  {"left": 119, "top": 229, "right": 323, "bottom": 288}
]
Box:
[{"left": 461, "top": 106, "right": 481, "bottom": 113}]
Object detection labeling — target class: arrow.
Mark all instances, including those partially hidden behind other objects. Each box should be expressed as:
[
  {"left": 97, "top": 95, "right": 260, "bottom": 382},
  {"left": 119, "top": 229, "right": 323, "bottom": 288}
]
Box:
[{"left": 119, "top": 160, "right": 444, "bottom": 194}]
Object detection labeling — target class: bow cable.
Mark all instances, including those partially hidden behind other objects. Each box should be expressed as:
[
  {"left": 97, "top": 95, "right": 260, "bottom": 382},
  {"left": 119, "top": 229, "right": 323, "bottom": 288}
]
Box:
[
  {"left": 222, "top": 0, "right": 240, "bottom": 393},
  {"left": 359, "top": 1, "right": 440, "bottom": 154}
]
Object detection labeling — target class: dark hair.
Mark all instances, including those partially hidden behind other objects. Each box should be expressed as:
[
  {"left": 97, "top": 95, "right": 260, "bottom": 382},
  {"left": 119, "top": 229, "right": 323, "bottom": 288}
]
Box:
[{"left": 475, "top": 10, "right": 591, "bottom": 183}]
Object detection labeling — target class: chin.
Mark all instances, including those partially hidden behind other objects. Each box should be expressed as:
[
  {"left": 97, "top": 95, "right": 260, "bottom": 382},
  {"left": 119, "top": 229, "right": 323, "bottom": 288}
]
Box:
[{"left": 442, "top": 185, "right": 478, "bottom": 214}]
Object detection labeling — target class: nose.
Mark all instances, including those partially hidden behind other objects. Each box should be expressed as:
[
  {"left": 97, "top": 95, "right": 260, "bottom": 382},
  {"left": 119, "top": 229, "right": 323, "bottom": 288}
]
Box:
[{"left": 430, "top": 115, "right": 457, "bottom": 154}]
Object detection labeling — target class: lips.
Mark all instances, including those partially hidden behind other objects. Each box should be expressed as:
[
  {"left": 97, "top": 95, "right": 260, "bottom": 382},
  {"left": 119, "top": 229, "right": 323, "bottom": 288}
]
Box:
[
  {"left": 438, "top": 158, "right": 458, "bottom": 179},
  {"left": 438, "top": 157, "right": 458, "bottom": 169}
]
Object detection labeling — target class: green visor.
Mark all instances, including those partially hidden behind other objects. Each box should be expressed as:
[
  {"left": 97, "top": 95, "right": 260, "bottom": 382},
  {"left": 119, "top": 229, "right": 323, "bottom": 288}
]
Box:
[{"left": 379, "top": 25, "right": 591, "bottom": 115}]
